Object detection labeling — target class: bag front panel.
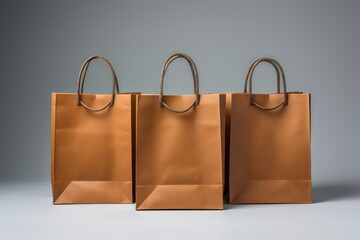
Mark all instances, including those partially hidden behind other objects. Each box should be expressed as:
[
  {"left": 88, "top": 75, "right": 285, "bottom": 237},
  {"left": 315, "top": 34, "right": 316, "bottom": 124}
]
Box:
[
  {"left": 51, "top": 93, "right": 134, "bottom": 204},
  {"left": 136, "top": 94, "right": 225, "bottom": 209},
  {"left": 229, "top": 93, "right": 311, "bottom": 203}
]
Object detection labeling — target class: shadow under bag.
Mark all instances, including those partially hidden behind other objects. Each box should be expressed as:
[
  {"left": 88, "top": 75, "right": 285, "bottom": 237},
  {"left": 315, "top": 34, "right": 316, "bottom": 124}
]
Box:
[
  {"left": 51, "top": 55, "right": 136, "bottom": 204},
  {"left": 228, "top": 58, "right": 312, "bottom": 204},
  {"left": 136, "top": 53, "right": 225, "bottom": 210}
]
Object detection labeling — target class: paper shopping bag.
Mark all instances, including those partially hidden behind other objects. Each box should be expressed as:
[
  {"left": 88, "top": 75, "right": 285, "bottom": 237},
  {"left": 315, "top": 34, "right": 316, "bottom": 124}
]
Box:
[
  {"left": 136, "top": 53, "right": 225, "bottom": 210},
  {"left": 51, "top": 55, "right": 136, "bottom": 204},
  {"left": 229, "top": 58, "right": 312, "bottom": 203}
]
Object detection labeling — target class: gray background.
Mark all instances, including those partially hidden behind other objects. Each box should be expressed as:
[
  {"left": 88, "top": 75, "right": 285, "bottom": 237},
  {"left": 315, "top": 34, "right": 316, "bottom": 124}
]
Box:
[
  {"left": 1, "top": 0, "right": 360, "bottom": 239},
  {"left": 1, "top": 0, "right": 360, "bottom": 184}
]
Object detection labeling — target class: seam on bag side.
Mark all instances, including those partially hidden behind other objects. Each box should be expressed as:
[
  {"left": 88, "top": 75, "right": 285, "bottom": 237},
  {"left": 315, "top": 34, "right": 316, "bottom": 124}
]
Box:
[
  {"left": 51, "top": 93, "right": 57, "bottom": 203},
  {"left": 218, "top": 94, "right": 225, "bottom": 186},
  {"left": 135, "top": 94, "right": 141, "bottom": 204}
]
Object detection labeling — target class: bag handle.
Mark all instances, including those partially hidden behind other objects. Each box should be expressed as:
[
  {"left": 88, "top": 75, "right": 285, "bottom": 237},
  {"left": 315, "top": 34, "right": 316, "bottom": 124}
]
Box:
[
  {"left": 244, "top": 57, "right": 288, "bottom": 111},
  {"left": 159, "top": 53, "right": 200, "bottom": 113},
  {"left": 244, "top": 59, "right": 281, "bottom": 94},
  {"left": 76, "top": 55, "right": 119, "bottom": 112}
]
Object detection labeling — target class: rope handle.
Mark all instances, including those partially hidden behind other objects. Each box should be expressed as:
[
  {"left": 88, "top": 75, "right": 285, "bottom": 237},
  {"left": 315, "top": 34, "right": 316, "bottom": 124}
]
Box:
[
  {"left": 76, "top": 55, "right": 119, "bottom": 112},
  {"left": 244, "top": 57, "right": 287, "bottom": 111},
  {"left": 159, "top": 53, "right": 200, "bottom": 113}
]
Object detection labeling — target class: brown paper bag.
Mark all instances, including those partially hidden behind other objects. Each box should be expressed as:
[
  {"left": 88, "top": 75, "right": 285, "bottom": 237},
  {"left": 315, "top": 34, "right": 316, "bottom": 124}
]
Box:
[
  {"left": 51, "top": 55, "right": 136, "bottom": 204},
  {"left": 136, "top": 53, "right": 225, "bottom": 210},
  {"left": 229, "top": 58, "right": 312, "bottom": 203}
]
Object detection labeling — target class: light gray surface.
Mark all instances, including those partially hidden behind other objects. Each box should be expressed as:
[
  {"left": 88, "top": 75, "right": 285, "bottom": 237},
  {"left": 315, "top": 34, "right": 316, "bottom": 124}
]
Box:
[
  {"left": 1, "top": 0, "right": 360, "bottom": 239},
  {"left": 1, "top": 182, "right": 360, "bottom": 239}
]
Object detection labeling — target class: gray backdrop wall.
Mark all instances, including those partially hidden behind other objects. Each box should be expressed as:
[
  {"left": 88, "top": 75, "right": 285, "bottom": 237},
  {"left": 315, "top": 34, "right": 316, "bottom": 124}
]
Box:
[{"left": 1, "top": 0, "right": 359, "bottom": 185}]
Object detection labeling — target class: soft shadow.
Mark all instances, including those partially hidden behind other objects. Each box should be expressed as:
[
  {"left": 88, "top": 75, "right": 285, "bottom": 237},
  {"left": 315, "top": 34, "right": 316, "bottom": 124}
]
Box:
[
  {"left": 313, "top": 183, "right": 360, "bottom": 203},
  {"left": 223, "top": 203, "right": 243, "bottom": 210},
  {"left": 222, "top": 183, "right": 360, "bottom": 207}
]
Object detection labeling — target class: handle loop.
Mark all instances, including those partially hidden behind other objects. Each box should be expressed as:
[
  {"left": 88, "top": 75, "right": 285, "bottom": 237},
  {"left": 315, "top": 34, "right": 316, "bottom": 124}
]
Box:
[
  {"left": 76, "top": 55, "right": 119, "bottom": 112},
  {"left": 244, "top": 60, "right": 281, "bottom": 94},
  {"left": 159, "top": 53, "right": 200, "bottom": 113},
  {"left": 244, "top": 58, "right": 287, "bottom": 111}
]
